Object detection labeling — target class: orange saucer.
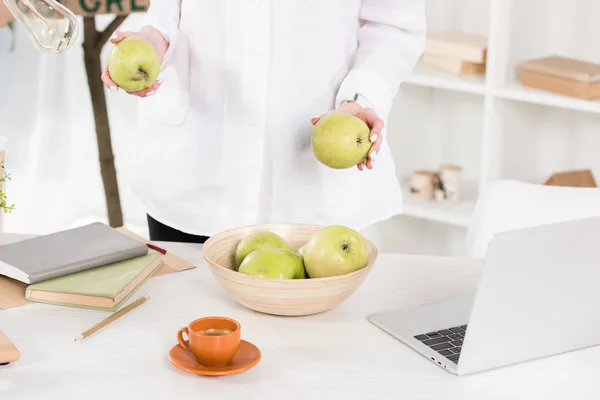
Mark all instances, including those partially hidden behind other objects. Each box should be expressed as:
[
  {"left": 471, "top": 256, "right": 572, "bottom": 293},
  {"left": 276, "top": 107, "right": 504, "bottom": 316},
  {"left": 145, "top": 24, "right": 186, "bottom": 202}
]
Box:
[{"left": 169, "top": 339, "right": 261, "bottom": 376}]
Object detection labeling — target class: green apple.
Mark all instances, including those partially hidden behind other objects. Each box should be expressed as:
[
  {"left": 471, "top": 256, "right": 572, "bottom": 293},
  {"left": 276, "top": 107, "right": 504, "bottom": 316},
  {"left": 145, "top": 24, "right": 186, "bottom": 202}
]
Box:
[
  {"left": 311, "top": 112, "right": 371, "bottom": 169},
  {"left": 108, "top": 36, "right": 161, "bottom": 92},
  {"left": 298, "top": 245, "right": 307, "bottom": 256},
  {"left": 302, "top": 225, "right": 369, "bottom": 278},
  {"left": 297, "top": 246, "right": 308, "bottom": 279},
  {"left": 297, "top": 255, "right": 307, "bottom": 279},
  {"left": 234, "top": 231, "right": 291, "bottom": 269},
  {"left": 238, "top": 248, "right": 306, "bottom": 279}
]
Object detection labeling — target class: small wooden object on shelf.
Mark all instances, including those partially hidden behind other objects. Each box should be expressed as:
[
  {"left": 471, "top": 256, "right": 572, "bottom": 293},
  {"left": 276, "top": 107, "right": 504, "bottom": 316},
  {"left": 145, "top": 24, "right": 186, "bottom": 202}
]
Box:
[
  {"left": 411, "top": 165, "right": 464, "bottom": 203},
  {"left": 422, "top": 54, "right": 486, "bottom": 76},
  {"left": 422, "top": 31, "right": 487, "bottom": 76},
  {"left": 544, "top": 169, "right": 597, "bottom": 188},
  {"left": 425, "top": 31, "right": 488, "bottom": 64},
  {"left": 410, "top": 170, "right": 436, "bottom": 201},
  {"left": 520, "top": 56, "right": 600, "bottom": 100},
  {"left": 439, "top": 164, "right": 463, "bottom": 202}
]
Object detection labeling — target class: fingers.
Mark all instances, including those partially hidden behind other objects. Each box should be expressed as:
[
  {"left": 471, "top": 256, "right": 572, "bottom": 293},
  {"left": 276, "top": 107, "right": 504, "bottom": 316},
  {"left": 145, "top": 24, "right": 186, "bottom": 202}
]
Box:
[
  {"left": 311, "top": 112, "right": 329, "bottom": 126},
  {"left": 364, "top": 131, "right": 382, "bottom": 170},
  {"left": 126, "top": 82, "right": 162, "bottom": 98},
  {"left": 103, "top": 69, "right": 163, "bottom": 97},
  {"left": 109, "top": 30, "right": 136, "bottom": 44},
  {"left": 355, "top": 108, "right": 385, "bottom": 134},
  {"left": 102, "top": 69, "right": 162, "bottom": 96},
  {"left": 354, "top": 108, "right": 384, "bottom": 171},
  {"left": 132, "top": 74, "right": 164, "bottom": 97},
  {"left": 101, "top": 67, "right": 119, "bottom": 91}
]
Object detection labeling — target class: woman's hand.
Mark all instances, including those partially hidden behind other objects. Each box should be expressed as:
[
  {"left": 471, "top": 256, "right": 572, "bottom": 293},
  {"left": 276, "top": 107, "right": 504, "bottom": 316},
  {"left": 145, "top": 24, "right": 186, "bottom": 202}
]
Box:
[
  {"left": 101, "top": 26, "right": 169, "bottom": 98},
  {"left": 311, "top": 101, "right": 384, "bottom": 171}
]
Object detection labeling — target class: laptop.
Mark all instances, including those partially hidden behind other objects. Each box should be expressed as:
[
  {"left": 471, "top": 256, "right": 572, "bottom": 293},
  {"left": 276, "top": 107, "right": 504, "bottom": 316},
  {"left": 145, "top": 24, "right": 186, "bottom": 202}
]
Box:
[
  {"left": 0, "top": 329, "right": 19, "bottom": 365},
  {"left": 368, "top": 216, "right": 600, "bottom": 375}
]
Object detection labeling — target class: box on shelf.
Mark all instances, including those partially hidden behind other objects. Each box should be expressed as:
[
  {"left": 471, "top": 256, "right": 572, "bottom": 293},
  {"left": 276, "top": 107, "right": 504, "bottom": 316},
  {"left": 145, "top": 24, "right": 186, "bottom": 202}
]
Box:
[
  {"left": 425, "top": 31, "right": 488, "bottom": 64},
  {"left": 439, "top": 164, "right": 463, "bottom": 202},
  {"left": 410, "top": 170, "right": 437, "bottom": 201},
  {"left": 410, "top": 165, "right": 464, "bottom": 203},
  {"left": 544, "top": 169, "right": 597, "bottom": 188},
  {"left": 520, "top": 56, "right": 600, "bottom": 100},
  {"left": 422, "top": 54, "right": 486, "bottom": 76}
]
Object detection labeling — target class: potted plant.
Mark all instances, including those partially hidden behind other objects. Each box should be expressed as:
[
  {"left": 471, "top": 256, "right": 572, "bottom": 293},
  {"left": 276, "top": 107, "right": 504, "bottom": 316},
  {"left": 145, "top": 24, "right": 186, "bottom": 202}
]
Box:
[{"left": 0, "top": 161, "right": 14, "bottom": 215}]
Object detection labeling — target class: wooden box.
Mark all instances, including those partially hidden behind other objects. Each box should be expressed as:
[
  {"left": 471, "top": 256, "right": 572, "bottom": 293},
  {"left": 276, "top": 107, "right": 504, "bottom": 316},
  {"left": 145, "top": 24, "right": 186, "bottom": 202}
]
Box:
[
  {"left": 520, "top": 56, "right": 600, "bottom": 100},
  {"left": 425, "top": 31, "right": 487, "bottom": 64},
  {"left": 544, "top": 169, "right": 597, "bottom": 188},
  {"left": 423, "top": 53, "right": 486, "bottom": 76}
]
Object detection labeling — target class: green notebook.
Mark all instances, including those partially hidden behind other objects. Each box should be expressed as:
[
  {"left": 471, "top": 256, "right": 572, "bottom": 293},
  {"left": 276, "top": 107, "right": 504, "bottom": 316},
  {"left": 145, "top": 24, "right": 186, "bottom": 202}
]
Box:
[{"left": 25, "top": 249, "right": 163, "bottom": 311}]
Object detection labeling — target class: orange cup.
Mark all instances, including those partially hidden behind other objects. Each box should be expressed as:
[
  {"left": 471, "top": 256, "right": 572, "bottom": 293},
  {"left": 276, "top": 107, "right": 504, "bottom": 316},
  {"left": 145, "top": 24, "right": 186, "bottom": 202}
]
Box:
[{"left": 177, "top": 316, "right": 241, "bottom": 367}]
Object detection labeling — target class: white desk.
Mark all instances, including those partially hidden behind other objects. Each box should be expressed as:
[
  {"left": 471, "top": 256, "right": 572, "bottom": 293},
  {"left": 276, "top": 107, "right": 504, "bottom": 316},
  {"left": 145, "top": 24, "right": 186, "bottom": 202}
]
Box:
[{"left": 2, "top": 238, "right": 600, "bottom": 399}]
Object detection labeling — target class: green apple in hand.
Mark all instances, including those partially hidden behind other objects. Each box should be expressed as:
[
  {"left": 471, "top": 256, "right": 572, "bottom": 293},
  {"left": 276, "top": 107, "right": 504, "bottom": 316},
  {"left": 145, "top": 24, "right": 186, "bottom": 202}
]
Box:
[
  {"left": 302, "top": 225, "right": 368, "bottom": 278},
  {"left": 235, "top": 231, "right": 291, "bottom": 269},
  {"left": 108, "top": 36, "right": 161, "bottom": 92},
  {"left": 238, "top": 248, "right": 305, "bottom": 279},
  {"left": 311, "top": 113, "right": 371, "bottom": 169}
]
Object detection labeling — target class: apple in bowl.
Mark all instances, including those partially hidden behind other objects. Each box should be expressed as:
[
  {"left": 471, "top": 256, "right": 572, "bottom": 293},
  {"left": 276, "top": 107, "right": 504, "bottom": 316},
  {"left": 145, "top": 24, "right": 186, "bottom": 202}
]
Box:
[
  {"left": 234, "top": 225, "right": 369, "bottom": 280},
  {"left": 202, "top": 223, "right": 378, "bottom": 316}
]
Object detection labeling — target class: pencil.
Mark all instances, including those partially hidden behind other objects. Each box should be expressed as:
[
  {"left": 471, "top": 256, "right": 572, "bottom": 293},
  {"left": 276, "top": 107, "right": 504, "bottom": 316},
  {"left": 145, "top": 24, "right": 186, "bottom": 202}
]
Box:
[{"left": 75, "top": 294, "right": 152, "bottom": 341}]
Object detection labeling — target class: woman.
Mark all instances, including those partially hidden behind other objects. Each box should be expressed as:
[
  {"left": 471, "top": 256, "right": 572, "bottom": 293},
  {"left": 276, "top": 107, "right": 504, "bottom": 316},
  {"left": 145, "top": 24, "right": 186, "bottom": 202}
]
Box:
[{"left": 102, "top": 0, "right": 426, "bottom": 243}]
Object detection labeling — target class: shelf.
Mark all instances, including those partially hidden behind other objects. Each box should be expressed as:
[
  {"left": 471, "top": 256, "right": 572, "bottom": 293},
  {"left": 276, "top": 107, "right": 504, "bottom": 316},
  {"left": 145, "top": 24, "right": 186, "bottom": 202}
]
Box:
[
  {"left": 404, "top": 63, "right": 486, "bottom": 96},
  {"left": 495, "top": 84, "right": 600, "bottom": 115},
  {"left": 401, "top": 189, "right": 476, "bottom": 228}
]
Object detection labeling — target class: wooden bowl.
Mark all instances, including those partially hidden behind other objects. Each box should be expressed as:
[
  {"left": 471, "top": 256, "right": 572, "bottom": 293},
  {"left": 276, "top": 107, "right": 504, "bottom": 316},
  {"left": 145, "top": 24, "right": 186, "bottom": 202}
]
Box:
[{"left": 202, "top": 223, "right": 378, "bottom": 316}]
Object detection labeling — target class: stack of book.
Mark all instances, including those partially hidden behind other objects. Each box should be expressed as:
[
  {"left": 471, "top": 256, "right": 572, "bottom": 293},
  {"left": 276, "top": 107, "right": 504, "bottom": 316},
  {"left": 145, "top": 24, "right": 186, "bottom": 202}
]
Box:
[
  {"left": 422, "top": 31, "right": 488, "bottom": 76},
  {"left": 0, "top": 222, "right": 163, "bottom": 311}
]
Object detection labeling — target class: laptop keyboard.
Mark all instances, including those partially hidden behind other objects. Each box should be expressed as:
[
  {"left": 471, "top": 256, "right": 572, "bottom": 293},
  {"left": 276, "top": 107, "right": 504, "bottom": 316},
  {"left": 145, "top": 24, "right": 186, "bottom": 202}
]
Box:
[{"left": 414, "top": 325, "right": 467, "bottom": 364}]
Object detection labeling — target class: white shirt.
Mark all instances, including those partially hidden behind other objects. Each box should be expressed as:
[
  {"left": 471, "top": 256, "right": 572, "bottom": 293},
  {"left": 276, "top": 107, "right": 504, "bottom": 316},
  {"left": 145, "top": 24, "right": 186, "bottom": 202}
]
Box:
[{"left": 130, "top": 0, "right": 426, "bottom": 236}]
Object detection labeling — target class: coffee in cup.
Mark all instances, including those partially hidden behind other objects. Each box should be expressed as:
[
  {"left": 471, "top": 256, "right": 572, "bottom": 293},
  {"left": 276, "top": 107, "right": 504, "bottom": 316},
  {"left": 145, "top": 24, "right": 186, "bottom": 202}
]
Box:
[
  {"left": 196, "top": 328, "right": 233, "bottom": 336},
  {"left": 177, "top": 316, "right": 241, "bottom": 367}
]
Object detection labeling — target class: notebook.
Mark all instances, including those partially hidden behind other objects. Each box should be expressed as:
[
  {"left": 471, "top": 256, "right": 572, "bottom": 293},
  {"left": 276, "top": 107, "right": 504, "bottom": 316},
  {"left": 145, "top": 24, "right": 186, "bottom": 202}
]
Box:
[
  {"left": 0, "top": 222, "right": 148, "bottom": 284},
  {"left": 24, "top": 249, "right": 163, "bottom": 311}
]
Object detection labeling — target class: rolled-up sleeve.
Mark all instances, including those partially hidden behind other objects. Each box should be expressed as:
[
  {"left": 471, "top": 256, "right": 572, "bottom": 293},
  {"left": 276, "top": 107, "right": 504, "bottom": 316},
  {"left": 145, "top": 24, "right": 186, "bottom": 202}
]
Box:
[
  {"left": 336, "top": 0, "right": 426, "bottom": 120},
  {"left": 140, "top": 0, "right": 182, "bottom": 66}
]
